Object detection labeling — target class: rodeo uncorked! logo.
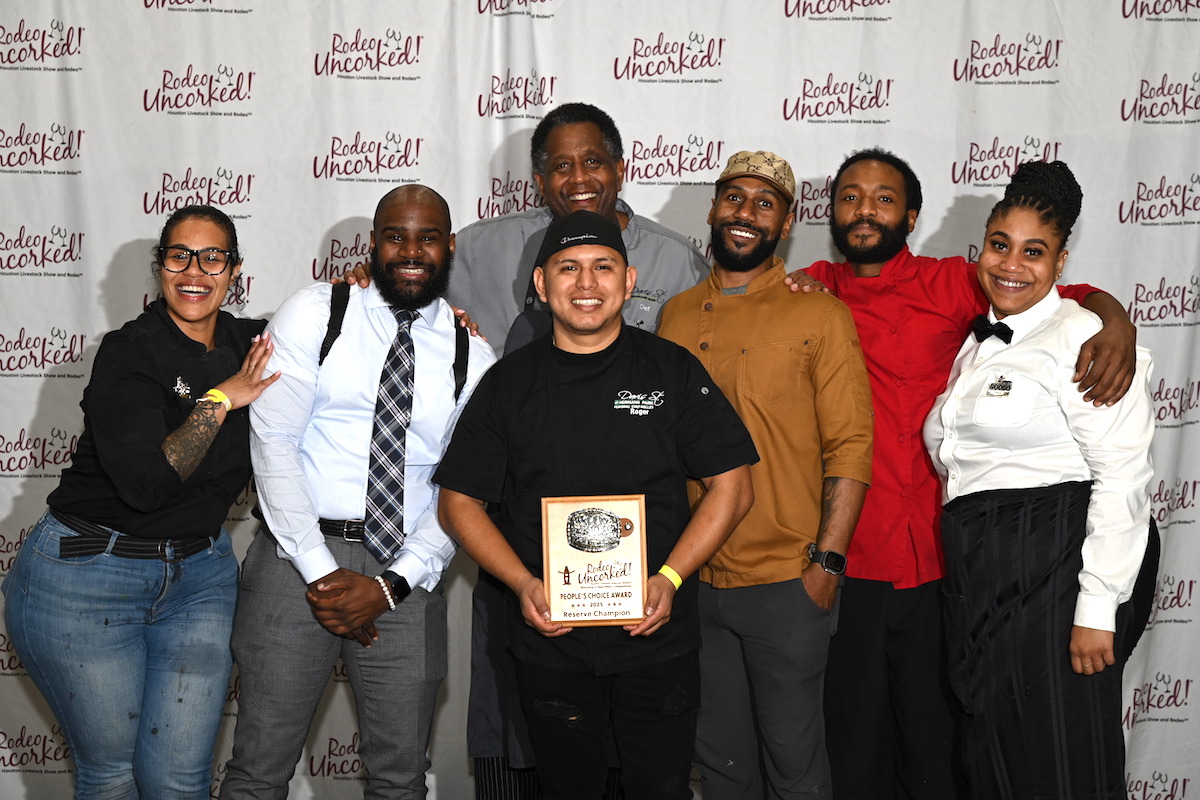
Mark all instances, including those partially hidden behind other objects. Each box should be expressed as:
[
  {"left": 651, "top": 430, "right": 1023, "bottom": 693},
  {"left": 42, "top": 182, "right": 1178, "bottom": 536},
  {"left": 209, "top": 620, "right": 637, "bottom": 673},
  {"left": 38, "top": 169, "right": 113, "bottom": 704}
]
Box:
[
  {"left": 0, "top": 224, "right": 84, "bottom": 273},
  {"left": 0, "top": 426, "right": 78, "bottom": 477},
  {"left": 783, "top": 72, "right": 893, "bottom": 122},
  {"left": 314, "top": 28, "right": 423, "bottom": 79},
  {"left": 1126, "top": 274, "right": 1199, "bottom": 326},
  {"left": 311, "top": 232, "right": 371, "bottom": 282},
  {"left": 477, "top": 172, "right": 543, "bottom": 220},
  {"left": 143, "top": 0, "right": 253, "bottom": 13},
  {"left": 1120, "top": 174, "right": 1200, "bottom": 225},
  {"left": 143, "top": 167, "right": 254, "bottom": 216},
  {"left": 477, "top": 0, "right": 556, "bottom": 17},
  {"left": 795, "top": 176, "right": 833, "bottom": 225},
  {"left": 1122, "top": 0, "right": 1200, "bottom": 18},
  {"left": 783, "top": 0, "right": 893, "bottom": 18},
  {"left": 313, "top": 132, "right": 422, "bottom": 182},
  {"left": 1125, "top": 671, "right": 1194, "bottom": 730},
  {"left": 143, "top": 63, "right": 254, "bottom": 114},
  {"left": 478, "top": 68, "right": 556, "bottom": 118},
  {"left": 0, "top": 123, "right": 83, "bottom": 173},
  {"left": 1121, "top": 73, "right": 1200, "bottom": 123},
  {"left": 1152, "top": 376, "right": 1200, "bottom": 426},
  {"left": 309, "top": 732, "right": 363, "bottom": 779},
  {"left": 626, "top": 134, "right": 724, "bottom": 185},
  {"left": 613, "top": 32, "right": 725, "bottom": 82},
  {"left": 1150, "top": 477, "right": 1199, "bottom": 529},
  {"left": 0, "top": 524, "right": 30, "bottom": 574},
  {"left": 950, "top": 137, "right": 1063, "bottom": 187},
  {"left": 0, "top": 327, "right": 87, "bottom": 375},
  {"left": 0, "top": 725, "right": 71, "bottom": 769},
  {"left": 1149, "top": 571, "right": 1197, "bottom": 624},
  {"left": 0, "top": 18, "right": 84, "bottom": 68},
  {"left": 1127, "top": 770, "right": 1193, "bottom": 800},
  {"left": 953, "top": 33, "right": 1062, "bottom": 84}
]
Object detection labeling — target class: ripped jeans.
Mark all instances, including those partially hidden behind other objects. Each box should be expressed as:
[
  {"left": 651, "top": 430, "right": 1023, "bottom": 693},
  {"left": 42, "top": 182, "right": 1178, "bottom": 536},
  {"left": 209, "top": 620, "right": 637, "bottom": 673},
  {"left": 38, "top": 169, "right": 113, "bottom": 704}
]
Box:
[{"left": 514, "top": 653, "right": 699, "bottom": 800}]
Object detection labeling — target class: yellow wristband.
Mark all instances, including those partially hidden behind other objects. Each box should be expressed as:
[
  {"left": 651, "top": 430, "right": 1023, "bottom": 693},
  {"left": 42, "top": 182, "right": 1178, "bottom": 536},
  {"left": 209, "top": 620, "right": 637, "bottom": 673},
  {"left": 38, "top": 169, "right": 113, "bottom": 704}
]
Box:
[
  {"left": 658, "top": 564, "right": 683, "bottom": 590},
  {"left": 203, "top": 389, "right": 232, "bottom": 413}
]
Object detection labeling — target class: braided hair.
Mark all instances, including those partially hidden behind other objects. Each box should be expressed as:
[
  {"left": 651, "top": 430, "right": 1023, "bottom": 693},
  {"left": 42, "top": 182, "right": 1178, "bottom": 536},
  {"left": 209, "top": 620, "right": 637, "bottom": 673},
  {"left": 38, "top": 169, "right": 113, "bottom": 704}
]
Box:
[{"left": 987, "top": 160, "right": 1083, "bottom": 247}]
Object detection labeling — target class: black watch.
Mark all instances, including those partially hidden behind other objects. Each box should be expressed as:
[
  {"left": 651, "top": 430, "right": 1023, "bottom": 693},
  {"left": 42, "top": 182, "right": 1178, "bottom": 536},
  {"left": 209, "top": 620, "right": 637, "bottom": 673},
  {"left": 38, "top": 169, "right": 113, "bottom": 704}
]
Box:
[
  {"left": 807, "top": 543, "right": 847, "bottom": 576},
  {"left": 380, "top": 571, "right": 412, "bottom": 606}
]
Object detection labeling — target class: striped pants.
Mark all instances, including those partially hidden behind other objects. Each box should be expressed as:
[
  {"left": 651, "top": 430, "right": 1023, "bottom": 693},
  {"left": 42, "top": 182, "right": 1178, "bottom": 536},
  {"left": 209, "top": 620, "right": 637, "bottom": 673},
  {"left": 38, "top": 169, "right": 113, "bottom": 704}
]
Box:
[{"left": 940, "top": 481, "right": 1158, "bottom": 800}]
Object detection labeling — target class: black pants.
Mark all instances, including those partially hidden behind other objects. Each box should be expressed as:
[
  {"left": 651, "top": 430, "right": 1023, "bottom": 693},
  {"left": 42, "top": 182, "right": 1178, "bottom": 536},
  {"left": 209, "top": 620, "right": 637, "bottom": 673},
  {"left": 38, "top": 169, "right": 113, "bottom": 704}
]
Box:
[
  {"left": 824, "top": 577, "right": 961, "bottom": 800},
  {"left": 514, "top": 653, "right": 699, "bottom": 800},
  {"left": 941, "top": 482, "right": 1159, "bottom": 800}
]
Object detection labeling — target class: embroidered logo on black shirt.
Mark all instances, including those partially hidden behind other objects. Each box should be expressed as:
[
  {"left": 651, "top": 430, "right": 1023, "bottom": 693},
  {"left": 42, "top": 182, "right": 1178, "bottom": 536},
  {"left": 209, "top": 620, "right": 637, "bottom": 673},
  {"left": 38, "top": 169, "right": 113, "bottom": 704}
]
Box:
[{"left": 613, "top": 390, "right": 665, "bottom": 416}]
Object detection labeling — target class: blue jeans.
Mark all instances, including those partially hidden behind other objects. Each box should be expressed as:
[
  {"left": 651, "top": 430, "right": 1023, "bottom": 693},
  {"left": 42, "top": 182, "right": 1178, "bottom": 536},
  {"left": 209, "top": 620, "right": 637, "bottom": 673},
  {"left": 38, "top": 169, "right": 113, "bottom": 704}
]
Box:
[{"left": 2, "top": 510, "right": 238, "bottom": 800}]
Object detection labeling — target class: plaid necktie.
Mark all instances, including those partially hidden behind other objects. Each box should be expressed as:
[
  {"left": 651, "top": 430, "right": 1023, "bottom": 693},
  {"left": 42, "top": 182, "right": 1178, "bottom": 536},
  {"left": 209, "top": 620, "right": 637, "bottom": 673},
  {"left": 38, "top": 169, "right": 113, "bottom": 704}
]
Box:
[{"left": 364, "top": 307, "right": 416, "bottom": 564}]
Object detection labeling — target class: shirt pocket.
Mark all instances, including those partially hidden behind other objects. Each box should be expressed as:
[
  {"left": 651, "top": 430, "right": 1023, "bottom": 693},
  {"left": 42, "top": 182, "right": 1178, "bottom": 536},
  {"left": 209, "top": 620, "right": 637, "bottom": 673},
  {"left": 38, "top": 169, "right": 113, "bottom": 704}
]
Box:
[
  {"left": 736, "top": 341, "right": 806, "bottom": 404},
  {"left": 971, "top": 372, "right": 1035, "bottom": 427}
]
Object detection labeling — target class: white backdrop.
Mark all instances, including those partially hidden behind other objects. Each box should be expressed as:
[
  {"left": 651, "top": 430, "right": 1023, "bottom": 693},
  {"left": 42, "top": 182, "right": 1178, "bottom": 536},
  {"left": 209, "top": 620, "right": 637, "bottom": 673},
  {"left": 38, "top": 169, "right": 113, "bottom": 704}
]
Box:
[{"left": 1, "top": 2, "right": 1197, "bottom": 798}]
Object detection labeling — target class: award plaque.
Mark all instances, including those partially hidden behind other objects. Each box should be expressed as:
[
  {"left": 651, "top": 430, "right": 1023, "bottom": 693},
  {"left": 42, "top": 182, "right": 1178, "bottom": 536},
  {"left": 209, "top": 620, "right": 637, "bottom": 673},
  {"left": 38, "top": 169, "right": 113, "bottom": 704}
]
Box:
[{"left": 542, "top": 494, "right": 648, "bottom": 626}]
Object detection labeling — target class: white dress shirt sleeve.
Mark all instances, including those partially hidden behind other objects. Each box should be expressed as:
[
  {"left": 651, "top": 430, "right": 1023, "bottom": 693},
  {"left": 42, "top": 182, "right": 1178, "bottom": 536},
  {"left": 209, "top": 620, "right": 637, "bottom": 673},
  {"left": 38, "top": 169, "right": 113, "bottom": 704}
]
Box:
[
  {"left": 249, "top": 285, "right": 340, "bottom": 584},
  {"left": 1064, "top": 342, "right": 1155, "bottom": 631}
]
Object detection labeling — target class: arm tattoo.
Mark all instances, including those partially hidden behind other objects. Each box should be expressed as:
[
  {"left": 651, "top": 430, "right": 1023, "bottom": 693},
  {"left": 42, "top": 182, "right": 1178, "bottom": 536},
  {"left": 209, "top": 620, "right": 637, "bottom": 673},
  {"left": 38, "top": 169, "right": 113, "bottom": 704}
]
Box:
[
  {"left": 816, "top": 477, "right": 843, "bottom": 538},
  {"left": 161, "top": 401, "right": 222, "bottom": 481}
]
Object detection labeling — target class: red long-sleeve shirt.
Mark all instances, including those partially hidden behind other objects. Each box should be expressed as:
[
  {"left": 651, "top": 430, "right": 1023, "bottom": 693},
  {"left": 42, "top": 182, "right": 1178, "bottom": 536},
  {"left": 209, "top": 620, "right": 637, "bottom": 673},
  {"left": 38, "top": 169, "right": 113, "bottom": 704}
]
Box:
[{"left": 807, "top": 247, "right": 1098, "bottom": 588}]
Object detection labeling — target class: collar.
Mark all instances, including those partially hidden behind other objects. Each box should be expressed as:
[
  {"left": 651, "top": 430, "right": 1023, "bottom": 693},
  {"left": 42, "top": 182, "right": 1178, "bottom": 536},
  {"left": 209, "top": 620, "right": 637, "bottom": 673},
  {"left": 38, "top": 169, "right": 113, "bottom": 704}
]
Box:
[
  {"left": 835, "top": 245, "right": 914, "bottom": 281},
  {"left": 147, "top": 298, "right": 232, "bottom": 354},
  {"left": 988, "top": 289, "right": 1061, "bottom": 346},
  {"left": 705, "top": 257, "right": 787, "bottom": 296},
  {"left": 360, "top": 281, "right": 442, "bottom": 327}
]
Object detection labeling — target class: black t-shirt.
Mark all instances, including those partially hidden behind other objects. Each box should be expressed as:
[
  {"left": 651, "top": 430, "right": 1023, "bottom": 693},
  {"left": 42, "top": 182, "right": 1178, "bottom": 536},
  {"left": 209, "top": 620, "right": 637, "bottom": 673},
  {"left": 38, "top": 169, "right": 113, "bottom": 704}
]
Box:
[
  {"left": 48, "top": 301, "right": 266, "bottom": 540},
  {"left": 435, "top": 325, "right": 757, "bottom": 675}
]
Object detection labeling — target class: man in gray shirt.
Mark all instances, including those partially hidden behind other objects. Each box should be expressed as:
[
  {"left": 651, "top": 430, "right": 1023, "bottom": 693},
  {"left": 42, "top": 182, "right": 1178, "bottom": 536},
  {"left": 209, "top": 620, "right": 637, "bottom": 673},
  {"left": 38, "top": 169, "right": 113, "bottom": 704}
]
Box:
[{"left": 447, "top": 102, "right": 707, "bottom": 355}]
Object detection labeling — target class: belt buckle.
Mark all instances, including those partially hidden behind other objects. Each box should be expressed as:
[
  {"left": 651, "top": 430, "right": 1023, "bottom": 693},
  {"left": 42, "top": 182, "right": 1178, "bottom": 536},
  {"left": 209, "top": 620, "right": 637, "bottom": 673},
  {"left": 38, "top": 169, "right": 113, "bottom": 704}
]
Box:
[
  {"left": 158, "top": 539, "right": 184, "bottom": 564},
  {"left": 342, "top": 520, "right": 365, "bottom": 543}
]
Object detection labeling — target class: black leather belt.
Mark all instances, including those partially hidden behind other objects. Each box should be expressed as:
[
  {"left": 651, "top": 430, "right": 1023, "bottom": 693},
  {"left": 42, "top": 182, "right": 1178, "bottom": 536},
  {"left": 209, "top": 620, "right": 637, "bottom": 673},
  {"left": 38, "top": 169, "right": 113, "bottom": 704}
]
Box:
[
  {"left": 52, "top": 510, "right": 214, "bottom": 563},
  {"left": 319, "top": 518, "right": 365, "bottom": 542}
]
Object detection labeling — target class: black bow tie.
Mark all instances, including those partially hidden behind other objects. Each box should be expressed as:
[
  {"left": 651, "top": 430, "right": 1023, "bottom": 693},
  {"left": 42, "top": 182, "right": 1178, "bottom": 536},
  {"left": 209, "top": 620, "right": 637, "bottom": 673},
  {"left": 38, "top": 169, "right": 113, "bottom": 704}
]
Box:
[{"left": 972, "top": 314, "right": 1013, "bottom": 344}]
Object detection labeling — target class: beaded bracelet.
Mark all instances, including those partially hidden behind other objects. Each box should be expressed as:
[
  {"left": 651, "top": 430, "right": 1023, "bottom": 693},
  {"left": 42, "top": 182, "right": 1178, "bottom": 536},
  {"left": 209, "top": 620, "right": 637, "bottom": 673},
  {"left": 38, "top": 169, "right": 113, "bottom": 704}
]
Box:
[{"left": 374, "top": 574, "right": 397, "bottom": 611}]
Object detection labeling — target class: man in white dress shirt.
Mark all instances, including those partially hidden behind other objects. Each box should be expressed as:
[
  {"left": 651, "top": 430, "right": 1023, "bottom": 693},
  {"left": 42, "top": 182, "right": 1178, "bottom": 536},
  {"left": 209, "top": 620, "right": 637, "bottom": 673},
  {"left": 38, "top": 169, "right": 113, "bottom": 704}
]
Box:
[{"left": 220, "top": 185, "right": 496, "bottom": 799}]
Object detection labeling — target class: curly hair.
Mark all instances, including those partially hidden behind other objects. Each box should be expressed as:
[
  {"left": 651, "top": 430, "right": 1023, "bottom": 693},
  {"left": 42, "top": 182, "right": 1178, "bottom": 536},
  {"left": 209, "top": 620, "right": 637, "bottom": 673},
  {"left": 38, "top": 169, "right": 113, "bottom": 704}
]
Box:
[{"left": 987, "top": 160, "right": 1083, "bottom": 246}]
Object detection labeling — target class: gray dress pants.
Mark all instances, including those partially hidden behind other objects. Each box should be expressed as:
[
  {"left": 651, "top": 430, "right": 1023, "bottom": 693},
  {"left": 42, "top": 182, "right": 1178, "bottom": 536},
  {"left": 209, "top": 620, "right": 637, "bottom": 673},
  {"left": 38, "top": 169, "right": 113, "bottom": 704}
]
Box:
[{"left": 220, "top": 528, "right": 447, "bottom": 799}]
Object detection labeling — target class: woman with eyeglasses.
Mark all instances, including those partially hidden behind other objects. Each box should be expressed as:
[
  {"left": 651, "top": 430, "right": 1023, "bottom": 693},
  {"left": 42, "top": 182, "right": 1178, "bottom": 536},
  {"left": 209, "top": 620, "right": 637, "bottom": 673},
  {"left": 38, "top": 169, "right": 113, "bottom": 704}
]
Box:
[{"left": 3, "top": 205, "right": 279, "bottom": 799}]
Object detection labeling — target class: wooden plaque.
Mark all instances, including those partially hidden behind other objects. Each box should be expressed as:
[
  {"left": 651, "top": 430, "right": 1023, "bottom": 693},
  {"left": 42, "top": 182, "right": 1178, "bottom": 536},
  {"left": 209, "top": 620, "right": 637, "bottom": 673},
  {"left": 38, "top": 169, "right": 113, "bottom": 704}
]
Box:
[{"left": 541, "top": 494, "right": 648, "bottom": 627}]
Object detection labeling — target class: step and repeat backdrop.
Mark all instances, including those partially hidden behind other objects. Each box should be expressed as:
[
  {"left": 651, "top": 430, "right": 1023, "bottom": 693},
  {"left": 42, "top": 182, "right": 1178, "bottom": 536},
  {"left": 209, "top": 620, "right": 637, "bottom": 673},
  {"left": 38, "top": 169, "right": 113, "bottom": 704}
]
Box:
[{"left": 1, "top": 1, "right": 1197, "bottom": 798}]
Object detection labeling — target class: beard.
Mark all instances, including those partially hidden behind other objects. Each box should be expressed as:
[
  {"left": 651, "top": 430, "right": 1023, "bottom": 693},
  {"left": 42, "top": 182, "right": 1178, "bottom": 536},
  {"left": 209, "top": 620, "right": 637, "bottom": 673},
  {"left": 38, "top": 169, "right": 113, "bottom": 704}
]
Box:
[
  {"left": 829, "top": 215, "right": 909, "bottom": 265},
  {"left": 709, "top": 222, "right": 781, "bottom": 273},
  {"left": 370, "top": 248, "right": 452, "bottom": 311}
]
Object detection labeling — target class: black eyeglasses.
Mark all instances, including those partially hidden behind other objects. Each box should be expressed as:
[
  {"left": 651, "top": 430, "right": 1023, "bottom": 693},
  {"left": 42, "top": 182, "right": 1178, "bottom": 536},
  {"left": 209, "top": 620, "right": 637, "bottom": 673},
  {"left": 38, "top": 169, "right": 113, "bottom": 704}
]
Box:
[{"left": 157, "top": 246, "right": 236, "bottom": 276}]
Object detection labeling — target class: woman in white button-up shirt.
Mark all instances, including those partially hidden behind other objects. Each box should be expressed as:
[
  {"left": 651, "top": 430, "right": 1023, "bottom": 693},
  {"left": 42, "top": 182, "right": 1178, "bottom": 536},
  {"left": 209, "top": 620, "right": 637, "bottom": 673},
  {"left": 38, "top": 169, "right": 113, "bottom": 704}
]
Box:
[{"left": 923, "top": 161, "right": 1157, "bottom": 800}]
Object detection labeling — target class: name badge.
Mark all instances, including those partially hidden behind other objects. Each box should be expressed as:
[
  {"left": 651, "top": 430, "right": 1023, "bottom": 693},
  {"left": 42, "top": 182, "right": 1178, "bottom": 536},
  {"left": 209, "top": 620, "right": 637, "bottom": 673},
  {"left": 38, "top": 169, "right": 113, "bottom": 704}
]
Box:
[{"left": 985, "top": 374, "right": 1013, "bottom": 397}]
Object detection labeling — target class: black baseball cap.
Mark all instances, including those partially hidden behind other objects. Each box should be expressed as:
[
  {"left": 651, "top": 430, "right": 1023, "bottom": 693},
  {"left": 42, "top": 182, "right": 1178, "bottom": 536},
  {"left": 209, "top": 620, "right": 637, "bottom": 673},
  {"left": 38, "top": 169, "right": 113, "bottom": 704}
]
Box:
[{"left": 534, "top": 210, "right": 627, "bottom": 268}]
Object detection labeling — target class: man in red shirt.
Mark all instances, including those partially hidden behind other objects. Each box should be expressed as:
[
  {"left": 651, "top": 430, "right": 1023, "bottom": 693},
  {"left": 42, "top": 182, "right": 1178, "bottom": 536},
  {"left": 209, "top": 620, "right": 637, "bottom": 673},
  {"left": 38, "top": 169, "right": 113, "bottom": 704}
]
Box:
[{"left": 799, "top": 148, "right": 1137, "bottom": 800}]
